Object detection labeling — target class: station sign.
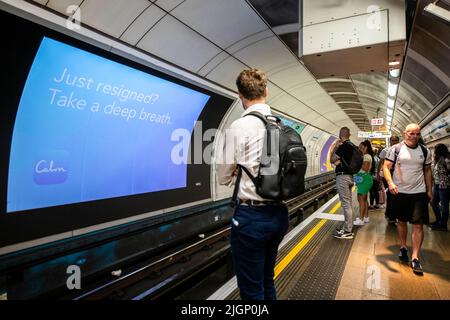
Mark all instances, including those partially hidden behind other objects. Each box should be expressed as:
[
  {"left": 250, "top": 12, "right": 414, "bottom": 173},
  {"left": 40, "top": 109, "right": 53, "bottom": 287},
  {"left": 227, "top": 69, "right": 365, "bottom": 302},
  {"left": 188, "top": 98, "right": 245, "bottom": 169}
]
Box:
[
  {"left": 371, "top": 118, "right": 384, "bottom": 126},
  {"left": 358, "top": 131, "right": 391, "bottom": 138}
]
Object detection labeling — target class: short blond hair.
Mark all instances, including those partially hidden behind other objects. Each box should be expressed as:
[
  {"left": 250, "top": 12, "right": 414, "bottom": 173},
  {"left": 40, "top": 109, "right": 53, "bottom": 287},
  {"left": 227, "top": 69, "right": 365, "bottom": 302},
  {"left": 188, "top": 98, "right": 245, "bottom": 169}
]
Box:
[{"left": 236, "top": 68, "right": 267, "bottom": 100}]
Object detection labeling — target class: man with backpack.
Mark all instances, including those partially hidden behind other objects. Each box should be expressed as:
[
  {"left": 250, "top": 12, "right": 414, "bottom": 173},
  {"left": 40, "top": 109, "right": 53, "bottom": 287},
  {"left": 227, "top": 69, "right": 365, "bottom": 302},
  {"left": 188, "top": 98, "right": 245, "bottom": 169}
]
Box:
[
  {"left": 216, "top": 68, "right": 306, "bottom": 300},
  {"left": 330, "top": 127, "right": 362, "bottom": 239},
  {"left": 378, "top": 135, "right": 400, "bottom": 223},
  {"left": 383, "top": 124, "right": 432, "bottom": 275}
]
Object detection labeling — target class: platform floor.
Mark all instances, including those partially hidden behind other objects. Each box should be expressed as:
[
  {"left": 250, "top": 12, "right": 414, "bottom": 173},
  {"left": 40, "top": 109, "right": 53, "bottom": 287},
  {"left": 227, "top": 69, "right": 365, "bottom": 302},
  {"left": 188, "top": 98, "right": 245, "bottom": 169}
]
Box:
[
  {"left": 209, "top": 193, "right": 450, "bottom": 300},
  {"left": 336, "top": 207, "right": 450, "bottom": 300}
]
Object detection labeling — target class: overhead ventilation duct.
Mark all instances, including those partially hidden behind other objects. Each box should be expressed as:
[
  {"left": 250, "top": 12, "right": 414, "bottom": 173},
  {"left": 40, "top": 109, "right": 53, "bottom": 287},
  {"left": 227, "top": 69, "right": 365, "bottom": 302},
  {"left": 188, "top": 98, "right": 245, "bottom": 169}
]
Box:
[{"left": 301, "top": 0, "right": 407, "bottom": 78}]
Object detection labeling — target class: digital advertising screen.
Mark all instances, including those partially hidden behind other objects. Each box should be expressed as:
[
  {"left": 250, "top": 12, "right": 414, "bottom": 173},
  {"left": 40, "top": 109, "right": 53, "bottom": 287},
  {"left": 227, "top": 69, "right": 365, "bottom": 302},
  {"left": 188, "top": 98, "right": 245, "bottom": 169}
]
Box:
[
  {"left": 8, "top": 37, "right": 210, "bottom": 213},
  {"left": 0, "top": 10, "right": 233, "bottom": 247}
]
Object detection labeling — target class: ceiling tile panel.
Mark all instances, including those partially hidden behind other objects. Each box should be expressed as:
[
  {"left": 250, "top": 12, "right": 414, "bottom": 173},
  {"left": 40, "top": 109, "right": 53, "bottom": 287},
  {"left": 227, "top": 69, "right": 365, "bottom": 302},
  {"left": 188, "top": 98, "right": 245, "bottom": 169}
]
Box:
[
  {"left": 268, "top": 64, "right": 315, "bottom": 89},
  {"left": 32, "top": 0, "right": 47, "bottom": 5},
  {"left": 226, "top": 30, "right": 272, "bottom": 54},
  {"left": 154, "top": 0, "right": 184, "bottom": 12},
  {"left": 269, "top": 93, "right": 300, "bottom": 111},
  {"left": 205, "top": 56, "right": 247, "bottom": 89},
  {"left": 47, "top": 0, "right": 83, "bottom": 13},
  {"left": 170, "top": 0, "right": 268, "bottom": 48},
  {"left": 120, "top": 4, "right": 166, "bottom": 45},
  {"left": 79, "top": 0, "right": 151, "bottom": 38},
  {"left": 137, "top": 15, "right": 222, "bottom": 72},
  {"left": 266, "top": 83, "right": 284, "bottom": 102},
  {"left": 233, "top": 36, "right": 298, "bottom": 75}
]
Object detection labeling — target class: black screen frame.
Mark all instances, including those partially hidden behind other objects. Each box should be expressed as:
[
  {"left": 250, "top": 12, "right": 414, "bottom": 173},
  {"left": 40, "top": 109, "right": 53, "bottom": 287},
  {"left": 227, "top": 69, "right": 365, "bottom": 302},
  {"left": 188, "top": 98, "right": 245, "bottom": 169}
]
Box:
[{"left": 0, "top": 10, "right": 234, "bottom": 248}]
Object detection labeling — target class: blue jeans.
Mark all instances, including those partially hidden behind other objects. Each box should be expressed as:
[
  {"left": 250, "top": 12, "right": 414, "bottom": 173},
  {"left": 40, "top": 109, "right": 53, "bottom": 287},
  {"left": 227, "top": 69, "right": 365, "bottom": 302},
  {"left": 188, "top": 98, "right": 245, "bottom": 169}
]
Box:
[
  {"left": 230, "top": 204, "right": 289, "bottom": 300},
  {"left": 431, "top": 185, "right": 450, "bottom": 227}
]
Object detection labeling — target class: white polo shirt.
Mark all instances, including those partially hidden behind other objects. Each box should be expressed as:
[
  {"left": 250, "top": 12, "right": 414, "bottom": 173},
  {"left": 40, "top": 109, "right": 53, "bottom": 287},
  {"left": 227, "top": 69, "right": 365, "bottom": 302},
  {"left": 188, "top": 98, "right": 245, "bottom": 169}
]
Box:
[{"left": 385, "top": 142, "right": 432, "bottom": 193}]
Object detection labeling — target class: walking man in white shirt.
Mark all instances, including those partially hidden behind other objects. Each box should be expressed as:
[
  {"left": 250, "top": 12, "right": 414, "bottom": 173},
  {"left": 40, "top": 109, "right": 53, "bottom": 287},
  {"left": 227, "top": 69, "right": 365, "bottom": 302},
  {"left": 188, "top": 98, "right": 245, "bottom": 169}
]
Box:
[
  {"left": 383, "top": 124, "right": 432, "bottom": 275},
  {"left": 217, "top": 69, "right": 289, "bottom": 300},
  {"left": 378, "top": 135, "right": 400, "bottom": 223}
]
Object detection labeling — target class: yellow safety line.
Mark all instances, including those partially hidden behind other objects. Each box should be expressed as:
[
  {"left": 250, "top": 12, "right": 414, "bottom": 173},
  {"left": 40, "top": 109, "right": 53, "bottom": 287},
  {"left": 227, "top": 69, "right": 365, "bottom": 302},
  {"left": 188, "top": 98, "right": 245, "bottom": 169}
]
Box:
[
  {"left": 329, "top": 202, "right": 341, "bottom": 214},
  {"left": 274, "top": 199, "right": 342, "bottom": 279}
]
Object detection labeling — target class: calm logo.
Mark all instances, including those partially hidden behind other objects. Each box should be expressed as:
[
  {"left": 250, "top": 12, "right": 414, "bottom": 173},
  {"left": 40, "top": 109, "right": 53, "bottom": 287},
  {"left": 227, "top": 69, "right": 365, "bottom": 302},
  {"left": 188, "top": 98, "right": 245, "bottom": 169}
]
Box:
[{"left": 34, "top": 155, "right": 68, "bottom": 185}]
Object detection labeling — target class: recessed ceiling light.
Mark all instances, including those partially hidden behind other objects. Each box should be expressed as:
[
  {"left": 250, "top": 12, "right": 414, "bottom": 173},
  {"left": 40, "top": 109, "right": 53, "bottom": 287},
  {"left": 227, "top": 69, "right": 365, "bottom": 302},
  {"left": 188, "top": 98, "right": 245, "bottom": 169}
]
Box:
[
  {"left": 387, "top": 97, "right": 395, "bottom": 108},
  {"left": 389, "top": 61, "right": 400, "bottom": 66},
  {"left": 388, "top": 82, "right": 398, "bottom": 96},
  {"left": 389, "top": 69, "right": 400, "bottom": 77}
]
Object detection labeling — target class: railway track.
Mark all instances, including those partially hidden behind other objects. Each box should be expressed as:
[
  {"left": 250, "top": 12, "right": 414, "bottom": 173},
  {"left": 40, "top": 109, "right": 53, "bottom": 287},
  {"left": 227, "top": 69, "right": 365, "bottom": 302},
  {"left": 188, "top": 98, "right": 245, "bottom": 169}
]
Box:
[{"left": 71, "top": 179, "right": 336, "bottom": 300}]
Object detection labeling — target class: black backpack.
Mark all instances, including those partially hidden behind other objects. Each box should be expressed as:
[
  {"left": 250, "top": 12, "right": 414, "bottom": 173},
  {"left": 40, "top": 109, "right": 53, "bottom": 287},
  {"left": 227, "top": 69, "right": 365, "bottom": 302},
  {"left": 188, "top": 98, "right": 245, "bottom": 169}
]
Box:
[
  {"left": 231, "top": 112, "right": 307, "bottom": 204},
  {"left": 340, "top": 141, "right": 363, "bottom": 174}
]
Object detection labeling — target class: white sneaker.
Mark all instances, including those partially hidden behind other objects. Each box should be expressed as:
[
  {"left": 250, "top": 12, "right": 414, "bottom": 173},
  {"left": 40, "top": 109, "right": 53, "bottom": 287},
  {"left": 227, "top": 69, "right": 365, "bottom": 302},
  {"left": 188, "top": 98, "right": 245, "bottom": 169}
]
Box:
[
  {"left": 364, "top": 217, "right": 370, "bottom": 223},
  {"left": 354, "top": 218, "right": 364, "bottom": 226}
]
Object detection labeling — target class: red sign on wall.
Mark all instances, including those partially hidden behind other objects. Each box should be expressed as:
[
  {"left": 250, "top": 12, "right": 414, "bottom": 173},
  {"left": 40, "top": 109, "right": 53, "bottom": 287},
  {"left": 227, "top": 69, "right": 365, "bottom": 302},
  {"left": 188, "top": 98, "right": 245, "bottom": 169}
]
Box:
[{"left": 371, "top": 118, "right": 384, "bottom": 126}]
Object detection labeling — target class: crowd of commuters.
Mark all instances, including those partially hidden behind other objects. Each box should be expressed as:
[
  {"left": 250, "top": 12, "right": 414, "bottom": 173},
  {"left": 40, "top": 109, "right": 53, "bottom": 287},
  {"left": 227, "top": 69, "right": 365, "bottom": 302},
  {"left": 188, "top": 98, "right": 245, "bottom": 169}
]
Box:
[
  {"left": 217, "top": 68, "right": 449, "bottom": 300},
  {"left": 331, "top": 124, "right": 449, "bottom": 275}
]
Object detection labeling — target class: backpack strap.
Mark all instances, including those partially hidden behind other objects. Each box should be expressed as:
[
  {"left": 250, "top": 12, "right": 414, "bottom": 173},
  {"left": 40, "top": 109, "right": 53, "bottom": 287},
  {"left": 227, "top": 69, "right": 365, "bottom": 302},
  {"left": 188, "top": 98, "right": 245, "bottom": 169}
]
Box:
[
  {"left": 231, "top": 111, "right": 281, "bottom": 206},
  {"left": 230, "top": 165, "right": 259, "bottom": 207},
  {"left": 244, "top": 111, "right": 279, "bottom": 158},
  {"left": 244, "top": 111, "right": 268, "bottom": 124},
  {"left": 391, "top": 142, "right": 428, "bottom": 174},
  {"left": 231, "top": 166, "right": 242, "bottom": 208},
  {"left": 230, "top": 113, "right": 264, "bottom": 206},
  {"left": 244, "top": 111, "right": 272, "bottom": 156},
  {"left": 390, "top": 143, "right": 402, "bottom": 175},
  {"left": 419, "top": 143, "right": 428, "bottom": 167}
]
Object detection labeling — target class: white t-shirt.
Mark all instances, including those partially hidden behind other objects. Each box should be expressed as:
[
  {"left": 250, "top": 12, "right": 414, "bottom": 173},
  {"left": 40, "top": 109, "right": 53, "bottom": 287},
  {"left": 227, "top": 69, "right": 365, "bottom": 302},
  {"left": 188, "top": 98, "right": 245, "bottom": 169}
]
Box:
[
  {"left": 216, "top": 103, "right": 271, "bottom": 201},
  {"left": 360, "top": 154, "right": 372, "bottom": 173},
  {"left": 385, "top": 142, "right": 432, "bottom": 193},
  {"left": 379, "top": 147, "right": 388, "bottom": 160}
]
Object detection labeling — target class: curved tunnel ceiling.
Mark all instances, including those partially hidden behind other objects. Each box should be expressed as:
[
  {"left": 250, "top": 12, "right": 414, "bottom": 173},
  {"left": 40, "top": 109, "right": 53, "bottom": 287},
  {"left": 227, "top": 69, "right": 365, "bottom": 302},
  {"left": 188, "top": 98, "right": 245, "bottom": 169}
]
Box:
[
  {"left": 28, "top": 0, "right": 361, "bottom": 136},
  {"left": 397, "top": 0, "right": 450, "bottom": 130},
  {"left": 29, "top": 0, "right": 450, "bottom": 137},
  {"left": 251, "top": 0, "right": 449, "bottom": 135}
]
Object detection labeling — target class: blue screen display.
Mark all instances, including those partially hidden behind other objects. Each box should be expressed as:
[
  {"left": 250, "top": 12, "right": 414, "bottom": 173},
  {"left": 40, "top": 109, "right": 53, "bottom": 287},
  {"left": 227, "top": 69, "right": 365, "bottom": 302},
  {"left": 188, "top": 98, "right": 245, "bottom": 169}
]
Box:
[{"left": 7, "top": 37, "right": 210, "bottom": 212}]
